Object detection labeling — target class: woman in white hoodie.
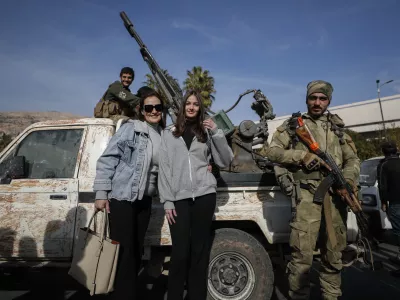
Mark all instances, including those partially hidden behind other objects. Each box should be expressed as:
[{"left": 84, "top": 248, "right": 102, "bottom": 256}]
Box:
[{"left": 158, "top": 90, "right": 234, "bottom": 300}]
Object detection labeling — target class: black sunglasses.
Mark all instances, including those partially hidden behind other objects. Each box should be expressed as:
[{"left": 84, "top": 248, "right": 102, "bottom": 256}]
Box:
[
  {"left": 308, "top": 95, "right": 328, "bottom": 101},
  {"left": 144, "top": 104, "right": 163, "bottom": 113}
]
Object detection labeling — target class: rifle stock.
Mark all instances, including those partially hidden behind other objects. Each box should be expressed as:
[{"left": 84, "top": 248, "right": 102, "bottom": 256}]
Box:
[{"left": 295, "top": 117, "right": 322, "bottom": 154}]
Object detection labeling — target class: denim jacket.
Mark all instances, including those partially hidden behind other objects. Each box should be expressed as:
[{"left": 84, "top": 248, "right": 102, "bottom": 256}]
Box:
[{"left": 93, "top": 120, "right": 153, "bottom": 202}]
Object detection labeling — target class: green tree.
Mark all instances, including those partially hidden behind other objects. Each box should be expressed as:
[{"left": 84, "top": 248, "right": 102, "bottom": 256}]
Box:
[
  {"left": 143, "top": 73, "right": 158, "bottom": 90},
  {"left": 183, "top": 66, "right": 216, "bottom": 108},
  {"left": 344, "top": 125, "right": 400, "bottom": 161},
  {"left": 344, "top": 129, "right": 381, "bottom": 161},
  {"left": 142, "top": 69, "right": 181, "bottom": 104}
]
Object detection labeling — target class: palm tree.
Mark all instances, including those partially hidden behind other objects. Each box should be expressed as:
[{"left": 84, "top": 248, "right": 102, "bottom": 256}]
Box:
[
  {"left": 183, "top": 66, "right": 216, "bottom": 108},
  {"left": 142, "top": 70, "right": 182, "bottom": 104},
  {"left": 143, "top": 73, "right": 158, "bottom": 90}
]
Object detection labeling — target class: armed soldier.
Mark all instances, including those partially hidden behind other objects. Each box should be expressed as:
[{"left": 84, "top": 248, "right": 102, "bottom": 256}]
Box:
[
  {"left": 266, "top": 80, "right": 360, "bottom": 300},
  {"left": 94, "top": 67, "right": 141, "bottom": 122}
]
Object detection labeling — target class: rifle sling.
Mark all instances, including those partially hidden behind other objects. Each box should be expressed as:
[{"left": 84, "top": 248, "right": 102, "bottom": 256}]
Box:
[
  {"left": 323, "top": 192, "right": 337, "bottom": 249},
  {"left": 314, "top": 174, "right": 338, "bottom": 249}
]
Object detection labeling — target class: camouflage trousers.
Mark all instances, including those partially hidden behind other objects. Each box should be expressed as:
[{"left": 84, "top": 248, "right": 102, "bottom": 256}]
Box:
[{"left": 287, "top": 188, "right": 347, "bottom": 300}]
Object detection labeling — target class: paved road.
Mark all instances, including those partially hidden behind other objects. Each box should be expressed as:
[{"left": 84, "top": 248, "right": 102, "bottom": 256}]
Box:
[{"left": 1, "top": 243, "right": 399, "bottom": 300}]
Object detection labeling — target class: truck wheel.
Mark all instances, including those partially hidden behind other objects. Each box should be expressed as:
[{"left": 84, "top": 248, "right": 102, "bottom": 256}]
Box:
[{"left": 207, "top": 228, "right": 274, "bottom": 300}]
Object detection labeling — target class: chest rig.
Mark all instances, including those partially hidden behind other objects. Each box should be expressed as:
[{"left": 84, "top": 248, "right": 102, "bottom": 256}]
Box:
[{"left": 286, "top": 111, "right": 345, "bottom": 150}]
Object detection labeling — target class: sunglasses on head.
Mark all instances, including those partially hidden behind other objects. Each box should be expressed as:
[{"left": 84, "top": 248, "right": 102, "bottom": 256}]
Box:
[
  {"left": 144, "top": 104, "right": 163, "bottom": 113},
  {"left": 308, "top": 95, "right": 328, "bottom": 101}
]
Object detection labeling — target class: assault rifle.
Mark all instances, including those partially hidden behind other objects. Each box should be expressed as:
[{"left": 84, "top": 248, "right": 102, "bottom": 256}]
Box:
[
  {"left": 294, "top": 116, "right": 370, "bottom": 239},
  {"left": 120, "top": 11, "right": 183, "bottom": 123}
]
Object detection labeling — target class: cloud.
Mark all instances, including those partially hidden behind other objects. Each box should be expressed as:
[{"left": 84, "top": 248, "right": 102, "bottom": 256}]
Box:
[
  {"left": 317, "top": 28, "right": 328, "bottom": 47},
  {"left": 171, "top": 20, "right": 231, "bottom": 49},
  {"left": 377, "top": 70, "right": 390, "bottom": 80},
  {"left": 226, "top": 15, "right": 259, "bottom": 41},
  {"left": 172, "top": 16, "right": 301, "bottom": 53},
  {"left": 171, "top": 15, "right": 331, "bottom": 55},
  {"left": 304, "top": 27, "right": 329, "bottom": 48},
  {"left": 226, "top": 16, "right": 303, "bottom": 52}
]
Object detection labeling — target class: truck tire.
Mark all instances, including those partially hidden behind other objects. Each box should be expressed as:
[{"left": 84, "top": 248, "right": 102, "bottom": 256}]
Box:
[{"left": 207, "top": 228, "right": 274, "bottom": 300}]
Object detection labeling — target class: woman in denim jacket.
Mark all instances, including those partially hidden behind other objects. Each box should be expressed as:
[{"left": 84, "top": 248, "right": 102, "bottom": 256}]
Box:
[
  {"left": 158, "top": 90, "right": 234, "bottom": 300},
  {"left": 93, "top": 86, "right": 164, "bottom": 300}
]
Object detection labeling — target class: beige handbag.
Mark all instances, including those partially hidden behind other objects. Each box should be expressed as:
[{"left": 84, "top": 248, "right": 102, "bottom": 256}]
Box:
[{"left": 68, "top": 210, "right": 120, "bottom": 296}]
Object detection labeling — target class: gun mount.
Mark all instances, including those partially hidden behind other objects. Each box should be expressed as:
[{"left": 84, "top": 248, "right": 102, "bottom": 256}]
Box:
[
  {"left": 223, "top": 89, "right": 276, "bottom": 173},
  {"left": 120, "top": 11, "right": 276, "bottom": 174}
]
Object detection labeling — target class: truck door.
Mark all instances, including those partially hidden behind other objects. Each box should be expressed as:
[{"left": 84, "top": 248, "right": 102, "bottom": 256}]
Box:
[{"left": 0, "top": 127, "right": 85, "bottom": 259}]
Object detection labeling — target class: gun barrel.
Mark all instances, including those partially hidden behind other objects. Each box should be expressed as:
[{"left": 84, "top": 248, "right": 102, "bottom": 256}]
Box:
[
  {"left": 118, "top": 11, "right": 184, "bottom": 123},
  {"left": 119, "top": 11, "right": 145, "bottom": 47},
  {"left": 120, "top": 11, "right": 132, "bottom": 27}
]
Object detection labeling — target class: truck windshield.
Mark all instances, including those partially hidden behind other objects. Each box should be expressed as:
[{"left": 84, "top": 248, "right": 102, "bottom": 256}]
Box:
[{"left": 359, "top": 159, "right": 381, "bottom": 186}]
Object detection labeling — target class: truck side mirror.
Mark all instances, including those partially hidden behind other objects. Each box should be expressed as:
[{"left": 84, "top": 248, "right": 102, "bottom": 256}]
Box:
[{"left": 0, "top": 156, "right": 26, "bottom": 184}]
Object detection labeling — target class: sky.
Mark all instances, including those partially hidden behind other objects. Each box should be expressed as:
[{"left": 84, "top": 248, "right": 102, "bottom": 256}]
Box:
[{"left": 1, "top": 0, "right": 400, "bottom": 125}]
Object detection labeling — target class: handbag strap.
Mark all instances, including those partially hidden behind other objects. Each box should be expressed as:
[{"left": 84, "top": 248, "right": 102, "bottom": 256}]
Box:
[
  {"left": 83, "top": 210, "right": 99, "bottom": 243},
  {"left": 84, "top": 209, "right": 112, "bottom": 239},
  {"left": 89, "top": 210, "right": 112, "bottom": 295},
  {"left": 99, "top": 210, "right": 111, "bottom": 241}
]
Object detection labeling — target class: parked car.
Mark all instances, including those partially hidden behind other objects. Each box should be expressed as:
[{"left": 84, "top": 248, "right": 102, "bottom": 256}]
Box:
[{"left": 359, "top": 156, "right": 392, "bottom": 239}]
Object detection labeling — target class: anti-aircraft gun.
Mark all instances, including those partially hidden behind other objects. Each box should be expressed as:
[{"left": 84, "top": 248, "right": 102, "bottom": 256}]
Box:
[{"left": 120, "top": 11, "right": 276, "bottom": 176}]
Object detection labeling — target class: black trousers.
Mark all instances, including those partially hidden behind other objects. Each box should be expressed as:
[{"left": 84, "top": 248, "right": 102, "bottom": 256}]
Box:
[
  {"left": 108, "top": 196, "right": 152, "bottom": 300},
  {"left": 168, "top": 193, "right": 216, "bottom": 300}
]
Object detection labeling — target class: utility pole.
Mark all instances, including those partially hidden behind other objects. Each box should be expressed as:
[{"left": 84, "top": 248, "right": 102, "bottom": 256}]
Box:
[{"left": 376, "top": 79, "right": 394, "bottom": 140}]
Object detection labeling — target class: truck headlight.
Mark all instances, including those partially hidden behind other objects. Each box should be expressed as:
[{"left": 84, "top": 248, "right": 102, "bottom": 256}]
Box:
[{"left": 362, "top": 194, "right": 377, "bottom": 206}]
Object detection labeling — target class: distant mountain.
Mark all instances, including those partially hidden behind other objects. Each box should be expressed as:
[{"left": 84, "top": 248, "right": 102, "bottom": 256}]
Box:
[{"left": 0, "top": 111, "right": 85, "bottom": 137}]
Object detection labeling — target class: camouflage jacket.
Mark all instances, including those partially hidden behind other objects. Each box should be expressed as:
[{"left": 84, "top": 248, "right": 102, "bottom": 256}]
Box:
[
  {"left": 94, "top": 81, "right": 140, "bottom": 118},
  {"left": 103, "top": 81, "right": 140, "bottom": 107},
  {"left": 267, "top": 113, "right": 360, "bottom": 190}
]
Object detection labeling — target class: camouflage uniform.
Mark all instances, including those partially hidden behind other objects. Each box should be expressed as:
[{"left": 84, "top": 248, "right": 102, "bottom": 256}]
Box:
[
  {"left": 94, "top": 81, "right": 140, "bottom": 123},
  {"left": 267, "top": 106, "right": 360, "bottom": 298}
]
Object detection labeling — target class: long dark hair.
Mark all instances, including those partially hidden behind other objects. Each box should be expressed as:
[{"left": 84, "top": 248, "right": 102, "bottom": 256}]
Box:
[
  {"left": 136, "top": 86, "right": 165, "bottom": 129},
  {"left": 173, "top": 90, "right": 207, "bottom": 143}
]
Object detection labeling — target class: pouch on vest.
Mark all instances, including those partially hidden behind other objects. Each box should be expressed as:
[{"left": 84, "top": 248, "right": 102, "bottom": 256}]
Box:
[
  {"left": 106, "top": 101, "right": 122, "bottom": 117},
  {"left": 94, "top": 100, "right": 105, "bottom": 118}
]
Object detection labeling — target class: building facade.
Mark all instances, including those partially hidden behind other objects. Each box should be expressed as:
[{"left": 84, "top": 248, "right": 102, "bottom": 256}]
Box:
[{"left": 266, "top": 94, "right": 400, "bottom": 142}]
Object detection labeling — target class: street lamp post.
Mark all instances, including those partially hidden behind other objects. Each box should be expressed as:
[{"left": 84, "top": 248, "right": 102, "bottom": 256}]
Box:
[{"left": 376, "top": 79, "right": 394, "bottom": 140}]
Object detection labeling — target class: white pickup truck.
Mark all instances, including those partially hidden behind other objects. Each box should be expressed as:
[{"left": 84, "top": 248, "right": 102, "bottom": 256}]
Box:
[{"left": 0, "top": 118, "right": 360, "bottom": 300}]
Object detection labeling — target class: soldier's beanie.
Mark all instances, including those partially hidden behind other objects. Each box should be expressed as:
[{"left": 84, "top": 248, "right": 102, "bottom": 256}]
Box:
[
  {"left": 381, "top": 140, "right": 397, "bottom": 154},
  {"left": 306, "top": 80, "right": 334, "bottom": 100},
  {"left": 120, "top": 67, "right": 135, "bottom": 78}
]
